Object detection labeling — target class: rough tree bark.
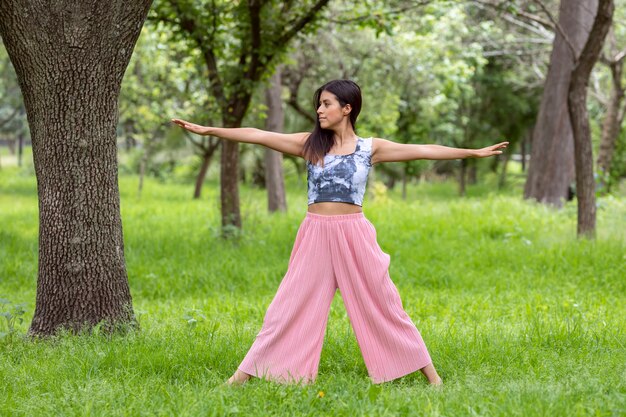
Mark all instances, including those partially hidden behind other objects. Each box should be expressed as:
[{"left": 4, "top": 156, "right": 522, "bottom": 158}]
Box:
[
  {"left": 0, "top": 0, "right": 152, "bottom": 336},
  {"left": 524, "top": 0, "right": 597, "bottom": 207},
  {"left": 264, "top": 68, "right": 287, "bottom": 213},
  {"left": 568, "top": 0, "right": 614, "bottom": 238}
]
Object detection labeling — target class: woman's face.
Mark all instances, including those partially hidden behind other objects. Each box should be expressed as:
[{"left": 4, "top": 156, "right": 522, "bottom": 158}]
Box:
[{"left": 317, "top": 90, "right": 350, "bottom": 130}]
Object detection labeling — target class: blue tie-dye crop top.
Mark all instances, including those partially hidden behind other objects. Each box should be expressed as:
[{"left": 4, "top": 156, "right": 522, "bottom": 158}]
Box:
[{"left": 307, "top": 137, "right": 373, "bottom": 206}]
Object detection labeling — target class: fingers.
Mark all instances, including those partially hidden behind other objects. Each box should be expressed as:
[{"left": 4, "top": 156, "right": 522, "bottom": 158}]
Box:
[
  {"left": 171, "top": 118, "right": 196, "bottom": 131},
  {"left": 170, "top": 118, "right": 207, "bottom": 135},
  {"left": 171, "top": 118, "right": 188, "bottom": 127}
]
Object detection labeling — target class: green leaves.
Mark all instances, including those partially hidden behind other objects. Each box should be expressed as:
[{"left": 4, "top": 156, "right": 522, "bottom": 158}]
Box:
[
  {"left": 0, "top": 298, "right": 26, "bottom": 342},
  {"left": 182, "top": 308, "right": 206, "bottom": 329}
]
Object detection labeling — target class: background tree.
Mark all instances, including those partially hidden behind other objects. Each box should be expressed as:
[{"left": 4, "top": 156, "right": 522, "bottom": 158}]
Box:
[
  {"left": 0, "top": 37, "right": 27, "bottom": 168},
  {"left": 151, "top": 0, "right": 330, "bottom": 234},
  {"left": 524, "top": 0, "right": 597, "bottom": 207},
  {"left": 568, "top": 0, "right": 614, "bottom": 238},
  {"left": 118, "top": 23, "right": 215, "bottom": 197},
  {"left": 264, "top": 68, "right": 287, "bottom": 212},
  {"left": 596, "top": 24, "right": 626, "bottom": 191},
  {"left": 0, "top": 0, "right": 152, "bottom": 336}
]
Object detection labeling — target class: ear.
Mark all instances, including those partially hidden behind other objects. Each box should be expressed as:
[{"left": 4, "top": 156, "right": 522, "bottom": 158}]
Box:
[{"left": 343, "top": 104, "right": 352, "bottom": 115}]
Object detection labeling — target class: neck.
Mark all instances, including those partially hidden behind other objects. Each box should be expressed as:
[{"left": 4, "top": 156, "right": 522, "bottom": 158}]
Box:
[{"left": 331, "top": 123, "right": 356, "bottom": 146}]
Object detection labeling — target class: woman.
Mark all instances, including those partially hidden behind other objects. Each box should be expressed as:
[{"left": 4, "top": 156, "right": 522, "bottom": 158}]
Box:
[{"left": 172, "top": 79, "right": 507, "bottom": 386}]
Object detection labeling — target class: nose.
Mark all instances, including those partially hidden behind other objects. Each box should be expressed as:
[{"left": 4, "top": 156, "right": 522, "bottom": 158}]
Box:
[{"left": 317, "top": 105, "right": 324, "bottom": 115}]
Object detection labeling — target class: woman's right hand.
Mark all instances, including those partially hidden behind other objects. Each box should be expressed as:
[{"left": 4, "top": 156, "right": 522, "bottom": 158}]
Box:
[
  {"left": 171, "top": 118, "right": 210, "bottom": 135},
  {"left": 169, "top": 120, "right": 309, "bottom": 158}
]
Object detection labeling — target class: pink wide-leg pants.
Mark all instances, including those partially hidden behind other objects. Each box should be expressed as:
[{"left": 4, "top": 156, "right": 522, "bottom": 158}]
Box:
[{"left": 237, "top": 212, "right": 432, "bottom": 384}]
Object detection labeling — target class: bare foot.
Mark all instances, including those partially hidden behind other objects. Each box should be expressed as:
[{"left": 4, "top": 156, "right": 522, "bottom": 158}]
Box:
[
  {"left": 226, "top": 369, "right": 252, "bottom": 385},
  {"left": 420, "top": 364, "right": 443, "bottom": 386},
  {"left": 429, "top": 376, "right": 443, "bottom": 386}
]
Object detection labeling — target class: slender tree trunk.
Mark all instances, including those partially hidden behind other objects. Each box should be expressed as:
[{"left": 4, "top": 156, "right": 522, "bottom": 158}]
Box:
[
  {"left": 138, "top": 146, "right": 149, "bottom": 197},
  {"left": 597, "top": 58, "right": 625, "bottom": 186},
  {"left": 219, "top": 91, "right": 255, "bottom": 234},
  {"left": 459, "top": 159, "right": 467, "bottom": 197},
  {"left": 568, "top": 0, "right": 614, "bottom": 238},
  {"left": 524, "top": 0, "right": 596, "bottom": 207},
  {"left": 521, "top": 128, "right": 529, "bottom": 172},
  {"left": 468, "top": 159, "right": 477, "bottom": 185},
  {"left": 498, "top": 150, "right": 511, "bottom": 189},
  {"left": 0, "top": 0, "right": 152, "bottom": 336},
  {"left": 194, "top": 150, "right": 212, "bottom": 199},
  {"left": 7, "top": 139, "right": 16, "bottom": 155},
  {"left": 220, "top": 125, "right": 242, "bottom": 233},
  {"left": 138, "top": 131, "right": 159, "bottom": 197},
  {"left": 401, "top": 167, "right": 408, "bottom": 200},
  {"left": 264, "top": 68, "right": 287, "bottom": 212},
  {"left": 189, "top": 136, "right": 220, "bottom": 199},
  {"left": 17, "top": 134, "right": 23, "bottom": 167}
]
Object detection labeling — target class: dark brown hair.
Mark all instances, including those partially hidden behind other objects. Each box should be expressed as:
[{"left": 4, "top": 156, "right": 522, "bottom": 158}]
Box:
[{"left": 303, "top": 80, "right": 362, "bottom": 165}]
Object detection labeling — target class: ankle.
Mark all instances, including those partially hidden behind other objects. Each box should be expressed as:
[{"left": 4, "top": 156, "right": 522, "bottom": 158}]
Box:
[
  {"left": 429, "top": 376, "right": 443, "bottom": 386},
  {"left": 226, "top": 369, "right": 251, "bottom": 385}
]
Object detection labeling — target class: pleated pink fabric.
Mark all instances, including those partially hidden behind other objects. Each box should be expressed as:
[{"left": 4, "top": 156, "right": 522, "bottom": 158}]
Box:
[{"left": 237, "top": 212, "right": 432, "bottom": 384}]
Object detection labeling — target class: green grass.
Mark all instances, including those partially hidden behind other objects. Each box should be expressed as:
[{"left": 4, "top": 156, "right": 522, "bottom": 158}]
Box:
[{"left": 1, "top": 165, "right": 625, "bottom": 417}]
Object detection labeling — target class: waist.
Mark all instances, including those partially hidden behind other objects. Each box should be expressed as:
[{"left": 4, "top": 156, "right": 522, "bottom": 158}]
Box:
[
  {"left": 305, "top": 211, "right": 365, "bottom": 222},
  {"left": 307, "top": 202, "right": 363, "bottom": 215}
]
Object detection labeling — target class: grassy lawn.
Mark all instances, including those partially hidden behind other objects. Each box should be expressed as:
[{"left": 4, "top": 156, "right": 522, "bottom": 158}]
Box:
[{"left": 1, "top": 163, "right": 625, "bottom": 416}]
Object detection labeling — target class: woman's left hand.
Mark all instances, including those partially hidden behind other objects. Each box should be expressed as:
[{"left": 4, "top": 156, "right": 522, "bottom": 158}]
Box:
[{"left": 473, "top": 141, "right": 509, "bottom": 158}]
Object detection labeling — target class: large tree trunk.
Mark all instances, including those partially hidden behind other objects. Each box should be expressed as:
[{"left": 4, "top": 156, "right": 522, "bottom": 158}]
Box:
[
  {"left": 0, "top": 0, "right": 152, "bottom": 336},
  {"left": 568, "top": 0, "right": 614, "bottom": 238},
  {"left": 264, "top": 68, "right": 287, "bottom": 213},
  {"left": 524, "top": 0, "right": 597, "bottom": 207}
]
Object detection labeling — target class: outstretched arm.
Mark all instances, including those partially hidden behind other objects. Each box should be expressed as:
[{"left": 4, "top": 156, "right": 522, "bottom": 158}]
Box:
[
  {"left": 171, "top": 118, "right": 309, "bottom": 158},
  {"left": 371, "top": 138, "right": 509, "bottom": 164}
]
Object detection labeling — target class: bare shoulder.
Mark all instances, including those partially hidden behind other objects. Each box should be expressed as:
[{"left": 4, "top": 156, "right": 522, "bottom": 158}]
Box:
[
  {"left": 270, "top": 131, "right": 310, "bottom": 158},
  {"left": 278, "top": 131, "right": 310, "bottom": 145},
  {"left": 371, "top": 137, "right": 398, "bottom": 154},
  {"left": 290, "top": 132, "right": 311, "bottom": 151},
  {"left": 372, "top": 138, "right": 391, "bottom": 148},
  {"left": 370, "top": 138, "right": 417, "bottom": 164},
  {"left": 292, "top": 132, "right": 311, "bottom": 142}
]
